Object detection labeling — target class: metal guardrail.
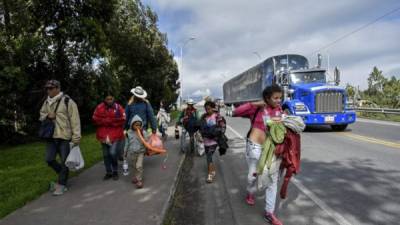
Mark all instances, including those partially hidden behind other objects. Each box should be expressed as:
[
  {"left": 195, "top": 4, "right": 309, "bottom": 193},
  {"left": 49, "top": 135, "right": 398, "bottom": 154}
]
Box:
[{"left": 355, "top": 107, "right": 400, "bottom": 115}]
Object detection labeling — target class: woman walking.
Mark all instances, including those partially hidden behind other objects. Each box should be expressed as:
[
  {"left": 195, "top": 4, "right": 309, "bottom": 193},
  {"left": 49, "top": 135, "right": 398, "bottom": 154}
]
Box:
[
  {"left": 93, "top": 94, "right": 126, "bottom": 180},
  {"left": 199, "top": 101, "right": 226, "bottom": 183},
  {"left": 233, "top": 84, "right": 284, "bottom": 225}
]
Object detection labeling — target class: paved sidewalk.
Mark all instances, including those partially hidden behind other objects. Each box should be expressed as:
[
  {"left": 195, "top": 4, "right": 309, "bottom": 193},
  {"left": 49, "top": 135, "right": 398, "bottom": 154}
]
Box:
[{"left": 0, "top": 127, "right": 184, "bottom": 225}]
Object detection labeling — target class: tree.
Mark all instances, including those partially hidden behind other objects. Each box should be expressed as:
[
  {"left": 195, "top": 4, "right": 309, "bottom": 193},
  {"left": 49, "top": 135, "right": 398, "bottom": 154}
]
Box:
[
  {"left": 0, "top": 0, "right": 179, "bottom": 143},
  {"left": 367, "top": 66, "right": 386, "bottom": 95},
  {"left": 382, "top": 76, "right": 400, "bottom": 108},
  {"left": 345, "top": 83, "right": 355, "bottom": 100}
]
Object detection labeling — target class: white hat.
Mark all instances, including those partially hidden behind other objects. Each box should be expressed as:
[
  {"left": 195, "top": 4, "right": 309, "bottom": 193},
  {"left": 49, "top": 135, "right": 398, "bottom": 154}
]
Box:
[
  {"left": 130, "top": 86, "right": 147, "bottom": 99},
  {"left": 187, "top": 99, "right": 195, "bottom": 105}
]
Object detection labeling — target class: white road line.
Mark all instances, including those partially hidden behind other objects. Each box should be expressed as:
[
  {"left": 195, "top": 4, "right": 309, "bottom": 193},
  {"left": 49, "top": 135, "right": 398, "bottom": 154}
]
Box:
[
  {"left": 227, "top": 125, "right": 245, "bottom": 140},
  {"left": 226, "top": 124, "right": 353, "bottom": 225},
  {"left": 291, "top": 178, "right": 353, "bottom": 225}
]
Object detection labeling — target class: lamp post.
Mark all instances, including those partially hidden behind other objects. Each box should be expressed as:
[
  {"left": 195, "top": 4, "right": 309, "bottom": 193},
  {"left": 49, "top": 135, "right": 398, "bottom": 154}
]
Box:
[
  {"left": 253, "top": 51, "right": 262, "bottom": 60},
  {"left": 179, "top": 37, "right": 196, "bottom": 107}
]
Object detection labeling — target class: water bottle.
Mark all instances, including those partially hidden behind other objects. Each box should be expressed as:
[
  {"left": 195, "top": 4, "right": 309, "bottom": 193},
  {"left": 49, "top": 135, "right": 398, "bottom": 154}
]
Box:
[
  {"left": 122, "top": 159, "right": 129, "bottom": 176},
  {"left": 175, "top": 127, "right": 180, "bottom": 139}
]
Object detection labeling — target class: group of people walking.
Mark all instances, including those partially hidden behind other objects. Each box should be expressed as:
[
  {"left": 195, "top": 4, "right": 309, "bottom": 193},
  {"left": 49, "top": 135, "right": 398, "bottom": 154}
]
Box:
[
  {"left": 178, "top": 85, "right": 302, "bottom": 225},
  {"left": 40, "top": 82, "right": 166, "bottom": 193},
  {"left": 39, "top": 79, "right": 300, "bottom": 225}
]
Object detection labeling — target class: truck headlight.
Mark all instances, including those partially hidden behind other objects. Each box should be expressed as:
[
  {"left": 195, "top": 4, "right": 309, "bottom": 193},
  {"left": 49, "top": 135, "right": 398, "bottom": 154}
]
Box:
[{"left": 295, "top": 104, "right": 307, "bottom": 111}]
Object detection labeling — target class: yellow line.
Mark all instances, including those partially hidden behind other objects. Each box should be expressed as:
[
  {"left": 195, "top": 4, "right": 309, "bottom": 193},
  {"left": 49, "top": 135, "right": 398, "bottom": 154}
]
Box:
[{"left": 339, "top": 133, "right": 400, "bottom": 149}]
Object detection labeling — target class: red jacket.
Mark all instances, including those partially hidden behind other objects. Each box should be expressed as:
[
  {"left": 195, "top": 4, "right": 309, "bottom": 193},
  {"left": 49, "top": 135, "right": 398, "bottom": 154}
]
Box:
[
  {"left": 275, "top": 129, "right": 301, "bottom": 199},
  {"left": 92, "top": 102, "right": 126, "bottom": 143}
]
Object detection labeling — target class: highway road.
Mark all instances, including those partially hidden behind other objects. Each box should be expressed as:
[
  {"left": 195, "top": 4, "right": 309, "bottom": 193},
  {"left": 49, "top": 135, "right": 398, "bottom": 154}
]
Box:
[{"left": 171, "top": 114, "right": 400, "bottom": 225}]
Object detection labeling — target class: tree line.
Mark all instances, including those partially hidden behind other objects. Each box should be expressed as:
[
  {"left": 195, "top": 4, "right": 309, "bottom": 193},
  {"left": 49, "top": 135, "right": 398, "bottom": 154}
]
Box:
[
  {"left": 346, "top": 66, "right": 400, "bottom": 108},
  {"left": 0, "top": 0, "right": 179, "bottom": 144}
]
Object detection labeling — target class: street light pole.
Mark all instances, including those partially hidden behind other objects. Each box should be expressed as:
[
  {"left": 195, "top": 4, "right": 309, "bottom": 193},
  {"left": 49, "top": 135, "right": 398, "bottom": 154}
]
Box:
[
  {"left": 179, "top": 37, "right": 196, "bottom": 107},
  {"left": 253, "top": 51, "right": 262, "bottom": 60}
]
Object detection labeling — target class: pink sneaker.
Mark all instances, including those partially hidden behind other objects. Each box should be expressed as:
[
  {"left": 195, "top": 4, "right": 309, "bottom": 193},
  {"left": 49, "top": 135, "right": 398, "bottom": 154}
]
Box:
[
  {"left": 264, "top": 212, "right": 283, "bottom": 225},
  {"left": 245, "top": 193, "right": 255, "bottom": 206}
]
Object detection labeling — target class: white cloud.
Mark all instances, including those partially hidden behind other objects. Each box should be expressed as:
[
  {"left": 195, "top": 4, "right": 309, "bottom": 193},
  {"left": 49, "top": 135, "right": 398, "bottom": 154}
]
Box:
[
  {"left": 146, "top": 0, "right": 400, "bottom": 96},
  {"left": 192, "top": 88, "right": 211, "bottom": 97}
]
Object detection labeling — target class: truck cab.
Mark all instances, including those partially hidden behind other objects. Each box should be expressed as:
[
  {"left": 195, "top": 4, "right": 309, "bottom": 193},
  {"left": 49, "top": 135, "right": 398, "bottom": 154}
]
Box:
[{"left": 279, "top": 67, "right": 356, "bottom": 131}]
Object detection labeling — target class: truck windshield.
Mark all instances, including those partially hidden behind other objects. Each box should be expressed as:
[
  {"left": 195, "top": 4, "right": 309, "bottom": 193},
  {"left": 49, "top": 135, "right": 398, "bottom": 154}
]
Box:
[
  {"left": 274, "top": 55, "right": 308, "bottom": 70},
  {"left": 290, "top": 71, "right": 326, "bottom": 84}
]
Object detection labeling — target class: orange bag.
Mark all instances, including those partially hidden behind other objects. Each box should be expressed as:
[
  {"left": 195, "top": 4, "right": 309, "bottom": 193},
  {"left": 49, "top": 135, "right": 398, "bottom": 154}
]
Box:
[
  {"left": 148, "top": 133, "right": 164, "bottom": 149},
  {"left": 136, "top": 128, "right": 167, "bottom": 156}
]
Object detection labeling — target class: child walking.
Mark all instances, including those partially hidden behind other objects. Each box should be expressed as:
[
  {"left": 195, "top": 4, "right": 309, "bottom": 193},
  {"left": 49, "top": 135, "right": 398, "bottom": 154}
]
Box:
[{"left": 124, "top": 115, "right": 147, "bottom": 188}]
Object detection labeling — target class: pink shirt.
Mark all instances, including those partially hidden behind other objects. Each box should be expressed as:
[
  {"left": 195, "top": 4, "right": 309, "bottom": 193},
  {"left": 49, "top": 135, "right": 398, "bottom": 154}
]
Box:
[
  {"left": 233, "top": 102, "right": 282, "bottom": 132},
  {"left": 203, "top": 113, "right": 218, "bottom": 146}
]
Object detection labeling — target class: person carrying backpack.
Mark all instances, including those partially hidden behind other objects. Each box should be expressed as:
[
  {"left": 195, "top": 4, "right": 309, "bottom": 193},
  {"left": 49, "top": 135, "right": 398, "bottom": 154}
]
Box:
[
  {"left": 39, "top": 80, "right": 81, "bottom": 196},
  {"left": 199, "top": 101, "right": 226, "bottom": 183},
  {"left": 175, "top": 99, "right": 199, "bottom": 152}
]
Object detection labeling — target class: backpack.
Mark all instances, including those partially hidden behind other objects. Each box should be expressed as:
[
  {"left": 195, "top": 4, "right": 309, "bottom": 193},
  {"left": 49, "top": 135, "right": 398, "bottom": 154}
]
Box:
[{"left": 183, "top": 109, "right": 199, "bottom": 134}]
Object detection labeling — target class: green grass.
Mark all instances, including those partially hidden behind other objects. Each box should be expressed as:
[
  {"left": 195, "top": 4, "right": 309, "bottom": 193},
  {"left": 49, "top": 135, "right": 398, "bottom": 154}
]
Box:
[
  {"left": 357, "top": 112, "right": 400, "bottom": 122},
  {"left": 170, "top": 110, "right": 180, "bottom": 122},
  {"left": 0, "top": 133, "right": 103, "bottom": 218}
]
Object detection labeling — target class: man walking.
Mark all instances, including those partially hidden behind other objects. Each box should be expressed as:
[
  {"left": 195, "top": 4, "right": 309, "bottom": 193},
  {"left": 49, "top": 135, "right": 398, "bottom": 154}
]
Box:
[
  {"left": 39, "top": 80, "right": 81, "bottom": 196},
  {"left": 92, "top": 94, "right": 126, "bottom": 180},
  {"left": 175, "top": 99, "right": 199, "bottom": 152}
]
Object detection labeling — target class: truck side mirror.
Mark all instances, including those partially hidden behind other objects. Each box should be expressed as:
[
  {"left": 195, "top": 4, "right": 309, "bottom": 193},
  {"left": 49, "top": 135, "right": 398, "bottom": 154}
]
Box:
[{"left": 334, "top": 67, "right": 340, "bottom": 86}]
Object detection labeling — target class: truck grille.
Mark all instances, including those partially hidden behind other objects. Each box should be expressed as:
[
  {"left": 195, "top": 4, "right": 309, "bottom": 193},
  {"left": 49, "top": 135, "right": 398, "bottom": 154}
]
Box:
[{"left": 314, "top": 91, "right": 344, "bottom": 113}]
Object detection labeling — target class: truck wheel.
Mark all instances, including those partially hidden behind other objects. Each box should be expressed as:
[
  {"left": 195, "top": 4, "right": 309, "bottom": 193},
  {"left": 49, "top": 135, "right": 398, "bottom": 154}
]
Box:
[{"left": 331, "top": 124, "right": 348, "bottom": 131}]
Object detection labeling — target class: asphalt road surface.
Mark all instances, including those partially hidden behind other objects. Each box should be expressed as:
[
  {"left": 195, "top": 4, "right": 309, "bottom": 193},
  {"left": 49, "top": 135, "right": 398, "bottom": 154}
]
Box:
[{"left": 170, "top": 113, "right": 400, "bottom": 225}]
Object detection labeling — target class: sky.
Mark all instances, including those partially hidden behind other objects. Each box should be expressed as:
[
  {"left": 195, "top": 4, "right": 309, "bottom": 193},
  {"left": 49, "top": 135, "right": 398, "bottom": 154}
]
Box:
[{"left": 143, "top": 0, "right": 400, "bottom": 99}]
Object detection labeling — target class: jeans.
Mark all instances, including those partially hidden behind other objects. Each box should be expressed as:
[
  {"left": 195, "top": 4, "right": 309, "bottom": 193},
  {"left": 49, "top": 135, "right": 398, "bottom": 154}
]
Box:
[
  {"left": 205, "top": 144, "right": 217, "bottom": 164},
  {"left": 46, "top": 139, "right": 70, "bottom": 186},
  {"left": 102, "top": 141, "right": 120, "bottom": 174},
  {"left": 158, "top": 123, "right": 167, "bottom": 137},
  {"left": 180, "top": 128, "right": 187, "bottom": 151},
  {"left": 246, "top": 139, "right": 279, "bottom": 213},
  {"left": 180, "top": 128, "right": 194, "bottom": 152}
]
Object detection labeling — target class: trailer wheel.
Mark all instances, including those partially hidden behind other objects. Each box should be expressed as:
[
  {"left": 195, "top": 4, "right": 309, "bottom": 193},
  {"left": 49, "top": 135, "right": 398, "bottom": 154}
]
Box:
[{"left": 331, "top": 124, "right": 348, "bottom": 131}]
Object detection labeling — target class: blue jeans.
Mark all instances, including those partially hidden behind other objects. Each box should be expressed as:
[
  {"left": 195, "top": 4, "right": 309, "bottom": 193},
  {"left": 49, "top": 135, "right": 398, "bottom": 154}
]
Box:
[
  {"left": 102, "top": 141, "right": 121, "bottom": 174},
  {"left": 158, "top": 126, "right": 166, "bottom": 137},
  {"left": 46, "top": 139, "right": 70, "bottom": 186},
  {"left": 180, "top": 128, "right": 194, "bottom": 152}
]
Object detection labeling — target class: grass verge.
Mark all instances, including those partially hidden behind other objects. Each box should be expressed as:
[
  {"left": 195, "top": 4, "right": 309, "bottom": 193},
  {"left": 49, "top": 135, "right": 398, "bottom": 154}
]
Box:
[
  {"left": 0, "top": 133, "right": 102, "bottom": 218},
  {"left": 357, "top": 112, "right": 400, "bottom": 122}
]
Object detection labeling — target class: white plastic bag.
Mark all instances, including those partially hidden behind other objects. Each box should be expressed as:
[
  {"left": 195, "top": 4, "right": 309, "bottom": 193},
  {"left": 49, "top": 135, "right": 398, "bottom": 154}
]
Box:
[
  {"left": 196, "top": 141, "right": 205, "bottom": 156},
  {"left": 194, "top": 132, "right": 205, "bottom": 156},
  {"left": 65, "top": 143, "right": 85, "bottom": 171}
]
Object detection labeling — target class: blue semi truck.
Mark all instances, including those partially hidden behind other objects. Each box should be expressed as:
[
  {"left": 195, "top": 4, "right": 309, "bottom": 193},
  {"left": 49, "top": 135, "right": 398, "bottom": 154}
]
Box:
[{"left": 223, "top": 54, "right": 356, "bottom": 131}]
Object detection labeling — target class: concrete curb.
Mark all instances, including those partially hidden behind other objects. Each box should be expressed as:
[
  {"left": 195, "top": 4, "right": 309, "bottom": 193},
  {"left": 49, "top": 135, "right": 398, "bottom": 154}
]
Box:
[{"left": 158, "top": 152, "right": 186, "bottom": 225}]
